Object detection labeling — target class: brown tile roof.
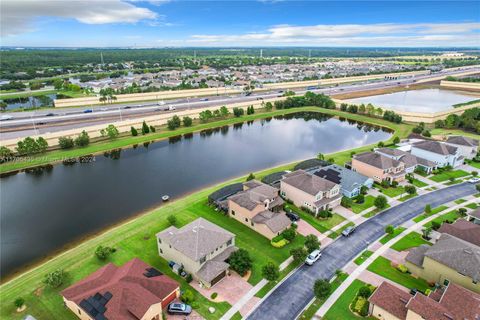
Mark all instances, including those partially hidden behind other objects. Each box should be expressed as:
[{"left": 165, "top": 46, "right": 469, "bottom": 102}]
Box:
[
  {"left": 469, "top": 208, "right": 480, "bottom": 219},
  {"left": 412, "top": 140, "right": 457, "bottom": 156},
  {"left": 438, "top": 219, "right": 480, "bottom": 246},
  {"left": 62, "top": 258, "right": 179, "bottom": 320},
  {"left": 446, "top": 135, "right": 479, "bottom": 147},
  {"left": 252, "top": 210, "right": 291, "bottom": 233},
  {"left": 368, "top": 282, "right": 410, "bottom": 319},
  {"left": 156, "top": 218, "right": 234, "bottom": 262},
  {"left": 228, "top": 182, "right": 279, "bottom": 210},
  {"left": 282, "top": 170, "right": 337, "bottom": 195},
  {"left": 353, "top": 151, "right": 403, "bottom": 169}
]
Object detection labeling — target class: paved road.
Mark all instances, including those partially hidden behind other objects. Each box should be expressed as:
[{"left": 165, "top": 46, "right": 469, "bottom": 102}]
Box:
[{"left": 247, "top": 182, "right": 477, "bottom": 320}]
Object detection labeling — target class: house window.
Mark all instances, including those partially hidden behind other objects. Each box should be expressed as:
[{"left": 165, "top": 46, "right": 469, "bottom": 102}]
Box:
[
  {"left": 245, "top": 218, "right": 249, "bottom": 222},
  {"left": 231, "top": 210, "right": 235, "bottom": 216},
  {"left": 159, "top": 249, "right": 163, "bottom": 254},
  {"left": 78, "top": 309, "right": 81, "bottom": 315},
  {"left": 158, "top": 238, "right": 162, "bottom": 244},
  {"left": 251, "top": 222, "right": 254, "bottom": 227},
  {"left": 227, "top": 239, "right": 232, "bottom": 246},
  {"left": 200, "top": 256, "right": 206, "bottom": 264}
]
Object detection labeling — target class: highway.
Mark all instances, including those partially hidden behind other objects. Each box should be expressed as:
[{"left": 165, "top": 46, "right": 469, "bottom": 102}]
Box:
[{"left": 1, "top": 67, "right": 478, "bottom": 140}]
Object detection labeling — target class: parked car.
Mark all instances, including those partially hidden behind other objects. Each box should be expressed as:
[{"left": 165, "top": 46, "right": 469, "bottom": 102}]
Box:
[
  {"left": 167, "top": 303, "right": 192, "bottom": 315},
  {"left": 468, "top": 178, "right": 480, "bottom": 184},
  {"left": 83, "top": 109, "right": 93, "bottom": 113},
  {"left": 285, "top": 211, "right": 300, "bottom": 222},
  {"left": 0, "top": 115, "right": 13, "bottom": 121},
  {"left": 342, "top": 226, "right": 356, "bottom": 237},
  {"left": 305, "top": 249, "right": 322, "bottom": 265}
]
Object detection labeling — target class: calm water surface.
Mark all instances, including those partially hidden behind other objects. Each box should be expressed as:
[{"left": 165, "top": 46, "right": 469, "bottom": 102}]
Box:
[
  {"left": 348, "top": 88, "right": 478, "bottom": 113},
  {"left": 0, "top": 112, "right": 391, "bottom": 275}
]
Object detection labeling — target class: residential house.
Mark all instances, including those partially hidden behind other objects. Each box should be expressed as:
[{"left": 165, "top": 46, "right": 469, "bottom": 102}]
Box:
[
  {"left": 368, "top": 281, "right": 480, "bottom": 320},
  {"left": 405, "top": 234, "right": 480, "bottom": 293},
  {"left": 62, "top": 258, "right": 180, "bottom": 320},
  {"left": 410, "top": 140, "right": 463, "bottom": 168},
  {"left": 437, "top": 219, "right": 480, "bottom": 246},
  {"left": 445, "top": 136, "right": 479, "bottom": 160},
  {"left": 280, "top": 170, "right": 341, "bottom": 214},
  {"left": 311, "top": 164, "right": 373, "bottom": 198},
  {"left": 227, "top": 180, "right": 291, "bottom": 239},
  {"left": 156, "top": 218, "right": 237, "bottom": 288},
  {"left": 375, "top": 147, "right": 436, "bottom": 174},
  {"left": 467, "top": 208, "right": 480, "bottom": 225},
  {"left": 351, "top": 152, "right": 406, "bottom": 183}
]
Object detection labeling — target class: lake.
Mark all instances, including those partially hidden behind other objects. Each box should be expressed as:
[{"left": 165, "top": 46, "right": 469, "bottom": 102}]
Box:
[
  {"left": 347, "top": 88, "right": 479, "bottom": 113},
  {"left": 0, "top": 112, "right": 391, "bottom": 276}
]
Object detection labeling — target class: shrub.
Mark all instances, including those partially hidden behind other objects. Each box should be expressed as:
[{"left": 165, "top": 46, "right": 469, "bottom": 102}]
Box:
[
  {"left": 233, "top": 107, "right": 244, "bottom": 117},
  {"left": 181, "top": 289, "right": 195, "bottom": 304},
  {"left": 100, "top": 124, "right": 119, "bottom": 139},
  {"left": 16, "top": 137, "right": 48, "bottom": 155},
  {"left": 385, "top": 225, "right": 394, "bottom": 235},
  {"left": 313, "top": 279, "right": 331, "bottom": 299},
  {"left": 130, "top": 126, "right": 138, "bottom": 136},
  {"left": 95, "top": 245, "right": 115, "bottom": 260},
  {"left": 396, "top": 264, "right": 408, "bottom": 273},
  {"left": 405, "top": 185, "right": 416, "bottom": 195},
  {"left": 271, "top": 238, "right": 289, "bottom": 248},
  {"left": 183, "top": 116, "right": 193, "bottom": 127},
  {"left": 304, "top": 234, "right": 320, "bottom": 253},
  {"left": 425, "top": 204, "right": 432, "bottom": 214},
  {"left": 281, "top": 227, "right": 296, "bottom": 242},
  {"left": 149, "top": 125, "right": 156, "bottom": 133},
  {"left": 431, "top": 221, "right": 441, "bottom": 230},
  {"left": 0, "top": 146, "right": 14, "bottom": 162},
  {"left": 142, "top": 121, "right": 150, "bottom": 134},
  {"left": 290, "top": 247, "right": 308, "bottom": 263},
  {"left": 358, "top": 286, "right": 371, "bottom": 298},
  {"left": 210, "top": 292, "right": 218, "bottom": 299},
  {"left": 185, "top": 273, "right": 193, "bottom": 283},
  {"left": 58, "top": 136, "right": 74, "bottom": 149},
  {"left": 74, "top": 130, "right": 90, "bottom": 147},
  {"left": 341, "top": 196, "right": 352, "bottom": 208},
  {"left": 43, "top": 269, "right": 66, "bottom": 288},
  {"left": 393, "top": 136, "right": 400, "bottom": 144},
  {"left": 228, "top": 249, "right": 253, "bottom": 276},
  {"left": 355, "top": 194, "right": 365, "bottom": 204},
  {"left": 246, "top": 173, "right": 255, "bottom": 181},
  {"left": 374, "top": 195, "right": 388, "bottom": 209},
  {"left": 167, "top": 215, "right": 177, "bottom": 226},
  {"left": 14, "top": 298, "right": 25, "bottom": 309},
  {"left": 262, "top": 262, "right": 279, "bottom": 281}
]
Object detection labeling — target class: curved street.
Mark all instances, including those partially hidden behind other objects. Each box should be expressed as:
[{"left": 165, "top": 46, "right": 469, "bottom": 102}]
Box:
[{"left": 246, "top": 182, "right": 478, "bottom": 320}]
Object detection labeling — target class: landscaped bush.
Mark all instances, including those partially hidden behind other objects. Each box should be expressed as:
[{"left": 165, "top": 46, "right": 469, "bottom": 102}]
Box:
[
  {"left": 58, "top": 136, "right": 74, "bottom": 149},
  {"left": 185, "top": 273, "right": 193, "bottom": 283},
  {"left": 228, "top": 249, "right": 253, "bottom": 276},
  {"left": 396, "top": 264, "right": 408, "bottom": 273},
  {"left": 181, "top": 289, "right": 195, "bottom": 304},
  {"left": 281, "top": 227, "right": 296, "bottom": 242},
  {"left": 301, "top": 206, "right": 315, "bottom": 216},
  {"left": 210, "top": 292, "right": 218, "bottom": 299},
  {"left": 271, "top": 238, "right": 289, "bottom": 248},
  {"left": 43, "top": 269, "right": 67, "bottom": 288},
  {"left": 318, "top": 210, "right": 333, "bottom": 219},
  {"left": 341, "top": 196, "right": 352, "bottom": 208}
]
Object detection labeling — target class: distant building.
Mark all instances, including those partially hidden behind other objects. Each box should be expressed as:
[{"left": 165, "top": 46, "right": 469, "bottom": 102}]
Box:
[
  {"left": 62, "top": 258, "right": 179, "bottom": 320},
  {"left": 351, "top": 152, "right": 406, "bottom": 183},
  {"left": 410, "top": 140, "right": 463, "bottom": 168},
  {"left": 445, "top": 136, "right": 479, "bottom": 160},
  {"left": 312, "top": 164, "right": 373, "bottom": 198},
  {"left": 369, "top": 281, "right": 480, "bottom": 320}
]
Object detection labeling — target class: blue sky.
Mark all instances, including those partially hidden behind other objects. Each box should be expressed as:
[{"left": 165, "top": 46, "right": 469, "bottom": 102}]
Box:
[{"left": 1, "top": 1, "right": 479, "bottom": 47}]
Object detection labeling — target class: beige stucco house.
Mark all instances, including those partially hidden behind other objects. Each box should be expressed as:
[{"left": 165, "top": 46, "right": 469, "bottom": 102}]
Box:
[
  {"left": 280, "top": 170, "right": 341, "bottom": 214},
  {"left": 405, "top": 234, "right": 480, "bottom": 293},
  {"left": 351, "top": 151, "right": 406, "bottom": 183},
  {"left": 227, "top": 180, "right": 291, "bottom": 240},
  {"left": 369, "top": 281, "right": 480, "bottom": 320},
  {"left": 156, "top": 218, "right": 237, "bottom": 288}
]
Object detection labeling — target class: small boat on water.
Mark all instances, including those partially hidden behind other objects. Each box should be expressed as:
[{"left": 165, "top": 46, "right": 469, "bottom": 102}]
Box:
[{"left": 162, "top": 195, "right": 170, "bottom": 201}]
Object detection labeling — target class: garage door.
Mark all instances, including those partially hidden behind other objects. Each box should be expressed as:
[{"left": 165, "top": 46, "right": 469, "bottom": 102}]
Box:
[
  {"left": 210, "top": 270, "right": 227, "bottom": 287},
  {"left": 161, "top": 290, "right": 178, "bottom": 308}
]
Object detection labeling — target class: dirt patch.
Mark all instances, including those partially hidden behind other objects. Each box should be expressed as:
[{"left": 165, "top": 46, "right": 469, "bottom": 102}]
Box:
[
  {"left": 241, "top": 270, "right": 252, "bottom": 281},
  {"left": 332, "top": 84, "right": 434, "bottom": 100},
  {"left": 34, "top": 287, "right": 43, "bottom": 297}
]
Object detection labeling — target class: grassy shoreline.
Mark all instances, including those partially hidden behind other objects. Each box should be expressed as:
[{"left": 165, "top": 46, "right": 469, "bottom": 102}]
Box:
[
  {"left": 0, "top": 106, "right": 407, "bottom": 174},
  {"left": 0, "top": 108, "right": 411, "bottom": 319}
]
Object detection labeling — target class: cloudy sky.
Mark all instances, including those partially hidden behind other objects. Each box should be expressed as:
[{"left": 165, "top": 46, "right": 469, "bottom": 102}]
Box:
[{"left": 1, "top": 0, "right": 479, "bottom": 47}]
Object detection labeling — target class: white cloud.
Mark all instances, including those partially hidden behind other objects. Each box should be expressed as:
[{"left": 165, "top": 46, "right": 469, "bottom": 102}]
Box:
[
  {"left": 186, "top": 22, "right": 480, "bottom": 47},
  {"left": 1, "top": 0, "right": 158, "bottom": 36}
]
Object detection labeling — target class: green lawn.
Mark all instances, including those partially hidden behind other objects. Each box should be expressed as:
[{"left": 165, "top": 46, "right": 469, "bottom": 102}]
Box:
[
  {"left": 398, "top": 193, "right": 417, "bottom": 202},
  {"left": 429, "top": 170, "right": 470, "bottom": 182},
  {"left": 424, "top": 210, "right": 461, "bottom": 228},
  {"left": 367, "top": 256, "right": 431, "bottom": 291},
  {"left": 455, "top": 199, "right": 467, "bottom": 204},
  {"left": 379, "top": 227, "right": 406, "bottom": 245},
  {"left": 350, "top": 195, "right": 375, "bottom": 214},
  {"left": 375, "top": 184, "right": 405, "bottom": 198},
  {"left": 323, "top": 280, "right": 375, "bottom": 320},
  {"left": 285, "top": 204, "right": 345, "bottom": 233},
  {"left": 430, "top": 128, "right": 480, "bottom": 140},
  {"left": 466, "top": 160, "right": 480, "bottom": 169},
  {"left": 363, "top": 204, "right": 391, "bottom": 218},
  {"left": 413, "top": 205, "right": 448, "bottom": 223},
  {"left": 255, "top": 259, "right": 302, "bottom": 298},
  {"left": 391, "top": 232, "right": 431, "bottom": 252},
  {"left": 466, "top": 203, "right": 479, "bottom": 209},
  {"left": 411, "top": 178, "right": 428, "bottom": 188},
  {"left": 354, "top": 251, "right": 374, "bottom": 265}
]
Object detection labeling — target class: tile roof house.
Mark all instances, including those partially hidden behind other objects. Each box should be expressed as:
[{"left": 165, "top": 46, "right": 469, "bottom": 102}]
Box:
[
  {"left": 375, "top": 147, "right": 436, "bottom": 174},
  {"left": 437, "top": 219, "right": 480, "bottom": 246},
  {"left": 156, "top": 218, "right": 237, "bottom": 288},
  {"left": 405, "top": 234, "right": 480, "bottom": 293},
  {"left": 411, "top": 140, "right": 463, "bottom": 168},
  {"left": 62, "top": 258, "right": 180, "bottom": 320},
  {"left": 280, "top": 170, "right": 341, "bottom": 214},
  {"left": 227, "top": 180, "right": 291, "bottom": 239},
  {"left": 351, "top": 151, "right": 406, "bottom": 183},
  {"left": 311, "top": 164, "right": 373, "bottom": 198},
  {"left": 445, "top": 136, "right": 479, "bottom": 160},
  {"left": 369, "top": 281, "right": 480, "bottom": 320}
]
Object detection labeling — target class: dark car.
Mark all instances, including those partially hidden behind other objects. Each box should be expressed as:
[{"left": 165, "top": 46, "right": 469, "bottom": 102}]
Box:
[
  {"left": 286, "top": 211, "right": 300, "bottom": 222},
  {"left": 341, "top": 226, "right": 356, "bottom": 237},
  {"left": 83, "top": 109, "right": 93, "bottom": 113},
  {"left": 167, "top": 303, "right": 192, "bottom": 315},
  {"left": 45, "top": 113, "right": 56, "bottom": 117},
  {"left": 123, "top": 106, "right": 131, "bottom": 109}
]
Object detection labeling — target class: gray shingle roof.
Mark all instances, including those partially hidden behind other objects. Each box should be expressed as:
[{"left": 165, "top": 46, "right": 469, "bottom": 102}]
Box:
[
  {"left": 446, "top": 135, "right": 479, "bottom": 147},
  {"left": 156, "top": 218, "right": 234, "bottom": 262},
  {"left": 354, "top": 151, "right": 402, "bottom": 169},
  {"left": 376, "top": 148, "right": 436, "bottom": 169},
  {"left": 413, "top": 140, "right": 457, "bottom": 156},
  {"left": 196, "top": 260, "right": 230, "bottom": 283},
  {"left": 405, "top": 244, "right": 430, "bottom": 266},
  {"left": 282, "top": 170, "right": 337, "bottom": 196},
  {"left": 252, "top": 210, "right": 291, "bottom": 233}
]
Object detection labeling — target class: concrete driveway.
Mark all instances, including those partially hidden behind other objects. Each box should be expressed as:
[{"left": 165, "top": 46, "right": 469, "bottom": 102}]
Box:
[{"left": 246, "top": 182, "right": 477, "bottom": 320}]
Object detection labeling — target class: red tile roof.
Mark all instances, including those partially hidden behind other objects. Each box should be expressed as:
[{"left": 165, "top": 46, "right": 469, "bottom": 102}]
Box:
[
  {"left": 368, "top": 282, "right": 410, "bottom": 319},
  {"left": 62, "top": 258, "right": 179, "bottom": 320}
]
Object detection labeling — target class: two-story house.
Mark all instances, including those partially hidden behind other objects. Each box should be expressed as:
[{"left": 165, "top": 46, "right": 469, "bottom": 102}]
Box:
[
  {"left": 227, "top": 180, "right": 291, "bottom": 239},
  {"left": 280, "top": 170, "right": 341, "bottom": 214},
  {"left": 375, "top": 147, "right": 436, "bottom": 174},
  {"left": 351, "top": 152, "right": 406, "bottom": 183},
  {"left": 311, "top": 164, "right": 373, "bottom": 198},
  {"left": 156, "top": 218, "right": 237, "bottom": 288},
  {"left": 445, "top": 135, "right": 479, "bottom": 160},
  {"left": 405, "top": 233, "right": 480, "bottom": 293},
  {"left": 410, "top": 140, "right": 463, "bottom": 168}
]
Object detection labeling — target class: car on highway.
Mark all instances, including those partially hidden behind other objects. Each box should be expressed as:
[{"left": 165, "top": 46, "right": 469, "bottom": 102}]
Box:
[
  {"left": 468, "top": 178, "right": 480, "bottom": 184},
  {"left": 199, "top": 98, "right": 209, "bottom": 101},
  {"left": 305, "top": 250, "right": 322, "bottom": 266},
  {"left": 0, "top": 115, "right": 14, "bottom": 121},
  {"left": 83, "top": 109, "right": 93, "bottom": 113},
  {"left": 123, "top": 106, "right": 132, "bottom": 109},
  {"left": 167, "top": 303, "right": 192, "bottom": 315},
  {"left": 45, "top": 113, "right": 56, "bottom": 117},
  {"left": 342, "top": 226, "right": 356, "bottom": 237},
  {"left": 285, "top": 211, "right": 300, "bottom": 222},
  {"left": 100, "top": 108, "right": 108, "bottom": 111}
]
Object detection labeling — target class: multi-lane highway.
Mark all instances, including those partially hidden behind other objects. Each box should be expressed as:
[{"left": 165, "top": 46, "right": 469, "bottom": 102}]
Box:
[{"left": 1, "top": 66, "right": 478, "bottom": 140}]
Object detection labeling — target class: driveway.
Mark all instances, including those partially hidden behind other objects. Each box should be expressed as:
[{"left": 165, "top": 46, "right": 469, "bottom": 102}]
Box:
[{"left": 246, "top": 182, "right": 477, "bottom": 320}]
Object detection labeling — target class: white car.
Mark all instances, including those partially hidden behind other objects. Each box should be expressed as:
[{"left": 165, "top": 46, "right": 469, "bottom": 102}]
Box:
[
  {"left": 468, "top": 178, "right": 480, "bottom": 184},
  {"left": 0, "top": 115, "right": 13, "bottom": 121},
  {"left": 305, "top": 249, "right": 322, "bottom": 266}
]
